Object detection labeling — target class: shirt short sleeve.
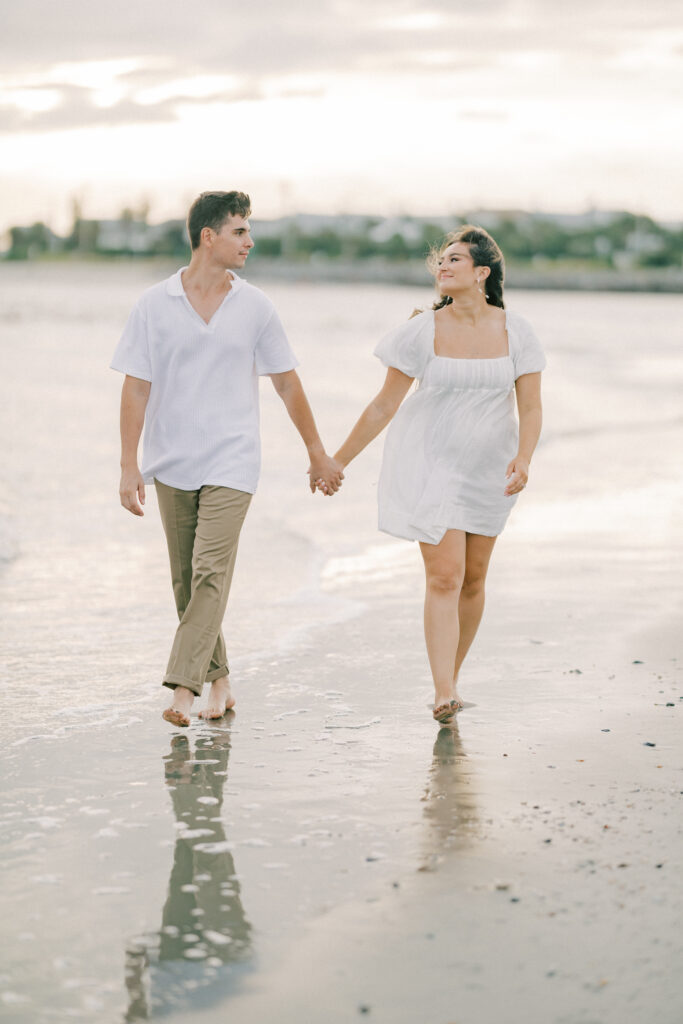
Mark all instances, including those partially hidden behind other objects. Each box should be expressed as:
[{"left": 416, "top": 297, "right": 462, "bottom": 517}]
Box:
[
  {"left": 374, "top": 311, "right": 433, "bottom": 380},
  {"left": 110, "top": 304, "right": 152, "bottom": 382},
  {"left": 254, "top": 308, "right": 299, "bottom": 375},
  {"left": 509, "top": 312, "right": 546, "bottom": 379}
]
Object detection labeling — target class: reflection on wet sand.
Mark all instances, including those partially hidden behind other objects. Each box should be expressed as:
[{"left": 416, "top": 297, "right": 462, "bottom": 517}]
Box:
[
  {"left": 124, "top": 719, "right": 252, "bottom": 1021},
  {"left": 420, "top": 722, "right": 479, "bottom": 869}
]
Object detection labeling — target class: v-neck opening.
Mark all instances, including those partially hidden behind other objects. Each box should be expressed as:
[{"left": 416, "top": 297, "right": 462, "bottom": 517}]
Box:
[{"left": 180, "top": 272, "right": 238, "bottom": 331}]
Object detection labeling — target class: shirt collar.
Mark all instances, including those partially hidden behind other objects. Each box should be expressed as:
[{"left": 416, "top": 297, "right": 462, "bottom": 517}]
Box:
[{"left": 166, "top": 268, "right": 243, "bottom": 297}]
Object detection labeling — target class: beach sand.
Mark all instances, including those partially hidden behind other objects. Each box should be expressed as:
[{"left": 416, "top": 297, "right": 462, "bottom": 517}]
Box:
[
  {"left": 0, "top": 266, "right": 682, "bottom": 1022},
  {"left": 3, "top": 525, "right": 681, "bottom": 1024}
]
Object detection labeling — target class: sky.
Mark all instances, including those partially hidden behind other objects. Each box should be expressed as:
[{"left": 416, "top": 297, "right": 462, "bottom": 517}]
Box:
[{"left": 2, "top": 0, "right": 682, "bottom": 234}]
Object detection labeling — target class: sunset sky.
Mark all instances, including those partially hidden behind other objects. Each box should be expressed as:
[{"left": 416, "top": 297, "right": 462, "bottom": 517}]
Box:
[{"left": 2, "top": 0, "right": 682, "bottom": 235}]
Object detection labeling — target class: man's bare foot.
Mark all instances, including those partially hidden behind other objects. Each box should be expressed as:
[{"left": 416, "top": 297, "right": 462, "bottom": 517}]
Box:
[
  {"left": 162, "top": 685, "right": 195, "bottom": 728},
  {"left": 199, "top": 676, "right": 235, "bottom": 720}
]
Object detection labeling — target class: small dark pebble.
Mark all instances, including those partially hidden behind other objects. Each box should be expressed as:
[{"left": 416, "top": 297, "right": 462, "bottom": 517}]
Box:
[
  {"left": 358, "top": 1006, "right": 371, "bottom": 1015},
  {"left": 366, "top": 856, "right": 379, "bottom": 862},
  {"left": 643, "top": 742, "right": 656, "bottom": 747},
  {"left": 546, "top": 970, "right": 557, "bottom": 978},
  {"left": 569, "top": 669, "right": 582, "bottom": 674},
  {"left": 510, "top": 897, "right": 520, "bottom": 903},
  {"left": 618, "top": 863, "right": 629, "bottom": 868},
  {"left": 544, "top": 839, "right": 552, "bottom": 844},
  {"left": 392, "top": 882, "right": 400, "bottom": 888},
  {"left": 666, "top": 703, "right": 675, "bottom": 707},
  {"left": 601, "top": 729, "right": 611, "bottom": 732},
  {"left": 632, "top": 659, "right": 644, "bottom": 664},
  {"left": 656, "top": 863, "right": 664, "bottom": 869}
]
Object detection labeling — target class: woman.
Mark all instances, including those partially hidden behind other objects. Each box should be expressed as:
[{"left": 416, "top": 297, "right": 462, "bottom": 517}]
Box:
[{"left": 321, "top": 226, "right": 545, "bottom": 724}]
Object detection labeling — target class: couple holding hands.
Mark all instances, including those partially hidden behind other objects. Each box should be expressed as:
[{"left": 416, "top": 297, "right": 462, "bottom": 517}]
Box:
[{"left": 113, "top": 191, "right": 545, "bottom": 729}]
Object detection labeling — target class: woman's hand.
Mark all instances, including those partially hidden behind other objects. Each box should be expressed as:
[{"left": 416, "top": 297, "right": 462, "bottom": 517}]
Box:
[
  {"left": 504, "top": 456, "right": 529, "bottom": 496},
  {"left": 308, "top": 455, "right": 345, "bottom": 495}
]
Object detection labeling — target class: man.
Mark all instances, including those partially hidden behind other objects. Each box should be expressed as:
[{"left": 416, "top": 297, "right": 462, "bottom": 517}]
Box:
[{"left": 112, "top": 190, "right": 342, "bottom": 727}]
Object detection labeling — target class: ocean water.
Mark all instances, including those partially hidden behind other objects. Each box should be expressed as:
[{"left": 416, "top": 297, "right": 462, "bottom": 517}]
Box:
[{"left": 0, "top": 260, "right": 681, "bottom": 744}]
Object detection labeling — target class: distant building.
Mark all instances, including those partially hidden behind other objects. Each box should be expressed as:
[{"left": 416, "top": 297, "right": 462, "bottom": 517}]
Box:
[{"left": 96, "top": 219, "right": 150, "bottom": 253}]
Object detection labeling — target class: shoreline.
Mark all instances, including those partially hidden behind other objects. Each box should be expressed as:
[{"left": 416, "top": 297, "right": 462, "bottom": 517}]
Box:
[{"left": 2, "top": 254, "right": 681, "bottom": 293}]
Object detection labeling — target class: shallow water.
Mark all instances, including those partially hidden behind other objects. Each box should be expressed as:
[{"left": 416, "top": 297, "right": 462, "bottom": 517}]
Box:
[{"left": 1, "top": 263, "right": 682, "bottom": 1022}]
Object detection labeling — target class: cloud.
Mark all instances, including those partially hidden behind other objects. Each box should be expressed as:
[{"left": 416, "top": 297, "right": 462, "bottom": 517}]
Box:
[
  {"left": 0, "top": 79, "right": 330, "bottom": 133},
  {"left": 1, "top": 0, "right": 680, "bottom": 133},
  {"left": 4, "top": 0, "right": 679, "bottom": 75}
]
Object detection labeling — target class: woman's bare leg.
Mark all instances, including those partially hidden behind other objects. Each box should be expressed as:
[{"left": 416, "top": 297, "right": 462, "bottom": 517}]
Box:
[
  {"left": 452, "top": 533, "right": 497, "bottom": 698},
  {"left": 420, "top": 530, "right": 467, "bottom": 711}
]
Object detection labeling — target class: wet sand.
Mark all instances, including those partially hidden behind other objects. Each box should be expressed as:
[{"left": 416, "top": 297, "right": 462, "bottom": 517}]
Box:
[{"left": 3, "top": 510, "right": 682, "bottom": 1023}]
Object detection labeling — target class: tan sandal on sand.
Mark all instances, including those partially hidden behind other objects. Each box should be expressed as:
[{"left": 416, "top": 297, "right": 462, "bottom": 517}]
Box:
[
  {"left": 433, "top": 700, "right": 463, "bottom": 724},
  {"left": 162, "top": 707, "right": 191, "bottom": 728}
]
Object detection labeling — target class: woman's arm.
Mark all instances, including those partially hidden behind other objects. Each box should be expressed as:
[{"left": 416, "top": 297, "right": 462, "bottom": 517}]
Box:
[
  {"left": 333, "top": 367, "right": 415, "bottom": 470},
  {"left": 505, "top": 371, "right": 543, "bottom": 496}
]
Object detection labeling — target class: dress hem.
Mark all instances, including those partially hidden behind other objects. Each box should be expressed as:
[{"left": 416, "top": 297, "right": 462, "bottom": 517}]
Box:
[{"left": 378, "top": 513, "right": 503, "bottom": 545}]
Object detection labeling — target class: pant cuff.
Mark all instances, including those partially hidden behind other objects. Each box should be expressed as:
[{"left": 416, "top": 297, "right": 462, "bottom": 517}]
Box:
[
  {"left": 163, "top": 675, "right": 203, "bottom": 697},
  {"left": 205, "top": 665, "right": 229, "bottom": 682}
]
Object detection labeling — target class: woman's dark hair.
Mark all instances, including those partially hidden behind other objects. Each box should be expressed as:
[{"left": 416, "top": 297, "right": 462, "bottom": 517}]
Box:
[
  {"left": 428, "top": 225, "right": 505, "bottom": 310},
  {"left": 187, "top": 190, "right": 251, "bottom": 250}
]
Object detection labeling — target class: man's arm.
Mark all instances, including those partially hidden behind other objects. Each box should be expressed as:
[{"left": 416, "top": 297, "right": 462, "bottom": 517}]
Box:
[
  {"left": 119, "top": 374, "right": 151, "bottom": 516},
  {"left": 269, "top": 370, "right": 344, "bottom": 493}
]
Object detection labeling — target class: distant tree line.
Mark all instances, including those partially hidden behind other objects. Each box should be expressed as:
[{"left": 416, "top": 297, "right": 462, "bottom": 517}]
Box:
[{"left": 4, "top": 208, "right": 682, "bottom": 270}]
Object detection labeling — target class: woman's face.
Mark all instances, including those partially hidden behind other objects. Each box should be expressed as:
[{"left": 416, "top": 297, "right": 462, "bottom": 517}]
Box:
[{"left": 436, "top": 242, "right": 486, "bottom": 295}]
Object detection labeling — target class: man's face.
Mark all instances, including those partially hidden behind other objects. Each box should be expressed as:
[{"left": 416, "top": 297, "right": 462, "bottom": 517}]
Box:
[{"left": 209, "top": 214, "right": 254, "bottom": 269}]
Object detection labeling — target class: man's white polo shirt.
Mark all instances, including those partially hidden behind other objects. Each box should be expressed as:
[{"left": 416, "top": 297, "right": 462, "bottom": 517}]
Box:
[{"left": 111, "top": 268, "right": 298, "bottom": 493}]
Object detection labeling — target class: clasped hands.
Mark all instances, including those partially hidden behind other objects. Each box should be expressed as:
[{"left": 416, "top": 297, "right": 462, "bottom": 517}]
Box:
[{"left": 307, "top": 453, "right": 345, "bottom": 497}]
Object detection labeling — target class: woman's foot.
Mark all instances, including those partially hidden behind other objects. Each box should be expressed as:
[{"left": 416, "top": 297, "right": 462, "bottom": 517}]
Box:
[
  {"left": 433, "top": 700, "right": 461, "bottom": 724},
  {"left": 433, "top": 683, "right": 460, "bottom": 722},
  {"left": 199, "top": 676, "right": 235, "bottom": 720},
  {"left": 162, "top": 685, "right": 195, "bottom": 728},
  {"left": 450, "top": 675, "right": 464, "bottom": 710}
]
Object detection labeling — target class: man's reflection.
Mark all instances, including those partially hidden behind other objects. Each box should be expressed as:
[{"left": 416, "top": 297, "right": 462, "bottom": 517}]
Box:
[
  {"left": 124, "top": 719, "right": 252, "bottom": 1020},
  {"left": 420, "top": 721, "right": 479, "bottom": 868}
]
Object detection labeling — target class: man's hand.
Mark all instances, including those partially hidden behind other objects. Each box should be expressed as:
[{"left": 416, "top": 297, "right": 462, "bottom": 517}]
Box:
[
  {"left": 308, "top": 455, "right": 344, "bottom": 496},
  {"left": 120, "top": 466, "right": 146, "bottom": 516}
]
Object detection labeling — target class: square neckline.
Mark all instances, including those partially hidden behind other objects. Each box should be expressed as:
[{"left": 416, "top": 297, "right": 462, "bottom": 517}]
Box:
[{"left": 430, "top": 307, "right": 511, "bottom": 362}]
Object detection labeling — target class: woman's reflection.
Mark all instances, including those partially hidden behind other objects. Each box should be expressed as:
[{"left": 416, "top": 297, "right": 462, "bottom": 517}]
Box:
[
  {"left": 420, "top": 721, "right": 479, "bottom": 869},
  {"left": 124, "top": 719, "right": 252, "bottom": 1020}
]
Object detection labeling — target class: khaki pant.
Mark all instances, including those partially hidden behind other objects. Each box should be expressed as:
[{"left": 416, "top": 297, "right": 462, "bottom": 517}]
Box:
[{"left": 155, "top": 479, "right": 252, "bottom": 696}]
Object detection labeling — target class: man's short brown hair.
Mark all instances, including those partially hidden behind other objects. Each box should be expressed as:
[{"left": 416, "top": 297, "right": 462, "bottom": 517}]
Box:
[{"left": 187, "top": 191, "right": 251, "bottom": 250}]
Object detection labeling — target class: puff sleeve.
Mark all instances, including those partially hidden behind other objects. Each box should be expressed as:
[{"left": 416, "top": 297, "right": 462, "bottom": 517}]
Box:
[
  {"left": 508, "top": 312, "right": 546, "bottom": 380},
  {"left": 374, "top": 311, "right": 433, "bottom": 380}
]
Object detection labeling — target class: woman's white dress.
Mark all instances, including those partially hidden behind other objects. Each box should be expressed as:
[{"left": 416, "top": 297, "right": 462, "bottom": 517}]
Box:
[{"left": 374, "top": 308, "right": 546, "bottom": 544}]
